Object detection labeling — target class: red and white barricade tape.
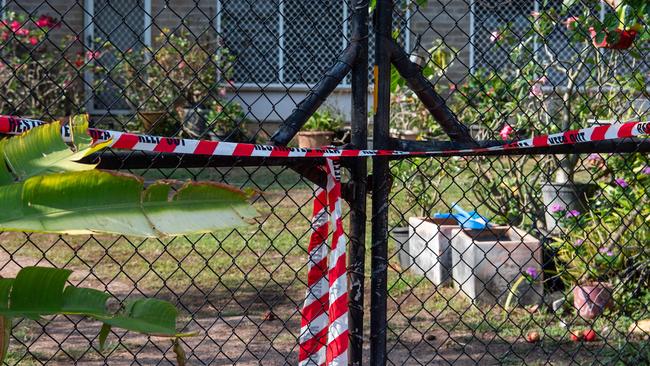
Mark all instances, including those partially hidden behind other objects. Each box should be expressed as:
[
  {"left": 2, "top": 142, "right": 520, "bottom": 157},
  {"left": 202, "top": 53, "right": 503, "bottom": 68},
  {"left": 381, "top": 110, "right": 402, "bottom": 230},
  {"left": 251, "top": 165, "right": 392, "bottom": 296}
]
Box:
[
  {"left": 299, "top": 159, "right": 348, "bottom": 366},
  {"left": 0, "top": 115, "right": 648, "bottom": 159}
]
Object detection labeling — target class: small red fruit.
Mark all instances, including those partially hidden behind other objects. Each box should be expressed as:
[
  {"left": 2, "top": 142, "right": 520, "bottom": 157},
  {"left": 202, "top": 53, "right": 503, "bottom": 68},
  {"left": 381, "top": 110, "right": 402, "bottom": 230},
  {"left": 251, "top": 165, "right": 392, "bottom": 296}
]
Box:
[
  {"left": 526, "top": 331, "right": 540, "bottom": 343},
  {"left": 570, "top": 331, "right": 583, "bottom": 342},
  {"left": 583, "top": 329, "right": 597, "bottom": 342}
]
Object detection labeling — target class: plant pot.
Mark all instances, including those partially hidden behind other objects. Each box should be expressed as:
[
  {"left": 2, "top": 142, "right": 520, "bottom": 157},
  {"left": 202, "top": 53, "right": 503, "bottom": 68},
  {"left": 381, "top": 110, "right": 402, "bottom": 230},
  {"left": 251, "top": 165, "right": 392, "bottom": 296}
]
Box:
[
  {"left": 573, "top": 282, "right": 613, "bottom": 319},
  {"left": 589, "top": 28, "right": 637, "bottom": 50},
  {"left": 137, "top": 110, "right": 167, "bottom": 132},
  {"left": 541, "top": 182, "right": 597, "bottom": 233},
  {"left": 390, "top": 129, "right": 419, "bottom": 141},
  {"left": 296, "top": 131, "right": 335, "bottom": 148},
  {"left": 391, "top": 227, "right": 411, "bottom": 271}
]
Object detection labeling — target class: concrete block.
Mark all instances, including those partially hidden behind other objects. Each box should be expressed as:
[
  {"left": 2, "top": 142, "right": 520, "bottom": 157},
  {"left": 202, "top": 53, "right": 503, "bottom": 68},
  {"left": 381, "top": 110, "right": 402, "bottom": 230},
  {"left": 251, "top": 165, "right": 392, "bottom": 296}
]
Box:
[
  {"left": 407, "top": 217, "right": 459, "bottom": 286},
  {"left": 451, "top": 226, "right": 543, "bottom": 305}
]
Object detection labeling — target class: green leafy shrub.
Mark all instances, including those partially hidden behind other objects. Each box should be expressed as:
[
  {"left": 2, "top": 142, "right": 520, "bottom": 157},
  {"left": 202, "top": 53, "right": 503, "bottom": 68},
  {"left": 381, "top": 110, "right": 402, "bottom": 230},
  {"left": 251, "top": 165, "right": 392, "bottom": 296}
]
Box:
[
  {"left": 303, "top": 108, "right": 343, "bottom": 132},
  {"left": 0, "top": 12, "right": 84, "bottom": 118},
  {"left": 554, "top": 153, "right": 650, "bottom": 313}
]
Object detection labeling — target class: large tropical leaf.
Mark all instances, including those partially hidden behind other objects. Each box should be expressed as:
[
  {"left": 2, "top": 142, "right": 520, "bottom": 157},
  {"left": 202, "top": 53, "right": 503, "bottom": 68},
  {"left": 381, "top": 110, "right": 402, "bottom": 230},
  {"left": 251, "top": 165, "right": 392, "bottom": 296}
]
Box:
[
  {"left": 0, "top": 115, "right": 108, "bottom": 183},
  {"left": 0, "top": 267, "right": 179, "bottom": 333},
  {"left": 0, "top": 266, "right": 184, "bottom": 361},
  {"left": 0, "top": 169, "right": 257, "bottom": 236}
]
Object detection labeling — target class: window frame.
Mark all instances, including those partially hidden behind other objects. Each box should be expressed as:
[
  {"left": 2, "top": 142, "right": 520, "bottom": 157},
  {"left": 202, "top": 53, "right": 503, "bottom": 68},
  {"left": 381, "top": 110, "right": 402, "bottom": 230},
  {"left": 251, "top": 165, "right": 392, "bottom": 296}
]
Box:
[{"left": 83, "top": 0, "right": 152, "bottom": 115}]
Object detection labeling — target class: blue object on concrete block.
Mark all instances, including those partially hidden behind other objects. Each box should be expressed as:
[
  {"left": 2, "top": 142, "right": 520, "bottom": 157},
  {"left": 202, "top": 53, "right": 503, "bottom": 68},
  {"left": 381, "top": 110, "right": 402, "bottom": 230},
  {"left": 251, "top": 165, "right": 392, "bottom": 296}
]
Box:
[{"left": 432, "top": 203, "right": 490, "bottom": 230}]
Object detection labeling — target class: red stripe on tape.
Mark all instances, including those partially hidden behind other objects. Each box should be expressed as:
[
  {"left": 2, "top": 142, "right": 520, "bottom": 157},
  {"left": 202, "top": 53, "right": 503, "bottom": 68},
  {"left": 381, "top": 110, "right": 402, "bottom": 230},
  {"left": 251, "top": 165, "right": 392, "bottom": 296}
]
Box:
[
  {"left": 325, "top": 330, "right": 349, "bottom": 364},
  {"left": 269, "top": 147, "right": 291, "bottom": 157},
  {"left": 617, "top": 122, "right": 635, "bottom": 139},
  {"left": 591, "top": 125, "right": 609, "bottom": 141},
  {"left": 112, "top": 134, "right": 139, "bottom": 149},
  {"left": 233, "top": 143, "right": 254, "bottom": 157},
  {"left": 194, "top": 140, "right": 218, "bottom": 155},
  {"left": 0, "top": 116, "right": 10, "bottom": 133},
  {"left": 533, "top": 136, "right": 548, "bottom": 147},
  {"left": 299, "top": 326, "right": 328, "bottom": 362},
  {"left": 153, "top": 138, "right": 179, "bottom": 153}
]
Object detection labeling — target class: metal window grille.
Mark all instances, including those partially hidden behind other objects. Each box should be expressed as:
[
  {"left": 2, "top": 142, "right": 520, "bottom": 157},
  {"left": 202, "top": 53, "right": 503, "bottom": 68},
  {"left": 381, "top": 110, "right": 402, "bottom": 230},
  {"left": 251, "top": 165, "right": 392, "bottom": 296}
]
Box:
[{"left": 85, "top": 0, "right": 151, "bottom": 113}]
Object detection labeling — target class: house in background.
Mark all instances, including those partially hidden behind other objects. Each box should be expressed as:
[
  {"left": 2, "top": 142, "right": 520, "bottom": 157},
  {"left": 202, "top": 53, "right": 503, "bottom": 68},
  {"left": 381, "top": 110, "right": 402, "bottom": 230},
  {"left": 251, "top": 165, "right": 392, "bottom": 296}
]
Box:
[{"left": 3, "top": 0, "right": 647, "bottom": 131}]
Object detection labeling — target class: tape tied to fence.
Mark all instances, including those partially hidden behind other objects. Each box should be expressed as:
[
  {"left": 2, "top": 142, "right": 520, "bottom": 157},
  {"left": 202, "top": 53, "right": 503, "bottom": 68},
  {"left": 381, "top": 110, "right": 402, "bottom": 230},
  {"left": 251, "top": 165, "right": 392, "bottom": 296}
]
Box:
[
  {"left": 0, "top": 115, "right": 648, "bottom": 158},
  {"left": 299, "top": 159, "right": 348, "bottom": 366}
]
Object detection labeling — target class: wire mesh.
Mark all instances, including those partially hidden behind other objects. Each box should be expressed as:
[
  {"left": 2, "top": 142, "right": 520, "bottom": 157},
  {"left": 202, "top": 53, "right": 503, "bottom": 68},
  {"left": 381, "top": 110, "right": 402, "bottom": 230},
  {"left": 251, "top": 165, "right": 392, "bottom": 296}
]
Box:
[{"left": 0, "top": 0, "right": 648, "bottom": 365}]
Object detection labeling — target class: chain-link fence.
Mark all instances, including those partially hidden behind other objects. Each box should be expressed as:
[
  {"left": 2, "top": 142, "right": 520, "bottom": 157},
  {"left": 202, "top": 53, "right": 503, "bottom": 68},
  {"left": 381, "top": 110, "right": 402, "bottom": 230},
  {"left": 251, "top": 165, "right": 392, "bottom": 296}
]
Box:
[{"left": 0, "top": 0, "right": 648, "bottom": 365}]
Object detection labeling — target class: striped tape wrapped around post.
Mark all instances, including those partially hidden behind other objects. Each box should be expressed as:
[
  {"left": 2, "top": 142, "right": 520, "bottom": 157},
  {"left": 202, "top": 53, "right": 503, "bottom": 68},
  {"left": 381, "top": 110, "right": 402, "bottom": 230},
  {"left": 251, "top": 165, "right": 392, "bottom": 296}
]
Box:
[{"left": 299, "top": 159, "right": 348, "bottom": 366}]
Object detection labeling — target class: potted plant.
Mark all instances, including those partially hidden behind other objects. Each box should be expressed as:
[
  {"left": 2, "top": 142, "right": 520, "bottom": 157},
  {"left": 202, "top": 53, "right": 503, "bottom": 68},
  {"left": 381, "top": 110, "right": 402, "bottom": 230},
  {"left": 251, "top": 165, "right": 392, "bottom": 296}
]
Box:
[
  {"left": 205, "top": 97, "right": 248, "bottom": 141},
  {"left": 390, "top": 40, "right": 455, "bottom": 141},
  {"left": 553, "top": 155, "right": 650, "bottom": 319},
  {"left": 296, "top": 108, "right": 343, "bottom": 148},
  {"left": 114, "top": 28, "right": 235, "bottom": 138},
  {"left": 113, "top": 43, "right": 177, "bottom": 134}
]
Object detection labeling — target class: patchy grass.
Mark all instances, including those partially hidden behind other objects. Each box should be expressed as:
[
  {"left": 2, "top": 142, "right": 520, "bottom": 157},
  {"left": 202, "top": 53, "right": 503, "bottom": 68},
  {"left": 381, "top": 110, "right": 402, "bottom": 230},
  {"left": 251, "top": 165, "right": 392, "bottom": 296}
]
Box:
[{"left": 0, "top": 165, "right": 642, "bottom": 365}]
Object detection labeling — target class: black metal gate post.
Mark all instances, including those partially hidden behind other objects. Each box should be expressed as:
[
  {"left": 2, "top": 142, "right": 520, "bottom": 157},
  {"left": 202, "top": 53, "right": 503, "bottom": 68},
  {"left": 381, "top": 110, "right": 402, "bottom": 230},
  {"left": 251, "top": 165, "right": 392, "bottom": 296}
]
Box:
[
  {"left": 348, "top": 0, "right": 369, "bottom": 365},
  {"left": 370, "top": 0, "right": 393, "bottom": 365}
]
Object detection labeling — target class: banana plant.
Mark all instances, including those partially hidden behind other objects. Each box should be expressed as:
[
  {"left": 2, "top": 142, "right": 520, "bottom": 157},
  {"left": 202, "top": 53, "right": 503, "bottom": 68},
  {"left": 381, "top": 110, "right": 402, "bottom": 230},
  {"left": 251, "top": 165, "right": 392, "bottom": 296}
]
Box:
[
  {"left": 0, "top": 115, "right": 258, "bottom": 363},
  {"left": 0, "top": 115, "right": 258, "bottom": 235},
  {"left": 0, "top": 266, "right": 193, "bottom": 362}
]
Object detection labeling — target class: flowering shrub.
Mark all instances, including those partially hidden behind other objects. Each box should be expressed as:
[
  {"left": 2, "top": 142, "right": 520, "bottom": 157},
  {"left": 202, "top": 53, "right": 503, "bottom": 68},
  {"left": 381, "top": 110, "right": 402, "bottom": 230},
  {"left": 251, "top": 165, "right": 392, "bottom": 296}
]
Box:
[
  {"left": 554, "top": 153, "right": 650, "bottom": 314},
  {"left": 450, "top": 2, "right": 647, "bottom": 229},
  {"left": 113, "top": 28, "right": 234, "bottom": 110},
  {"left": 0, "top": 12, "right": 85, "bottom": 118},
  {"left": 110, "top": 28, "right": 244, "bottom": 136}
]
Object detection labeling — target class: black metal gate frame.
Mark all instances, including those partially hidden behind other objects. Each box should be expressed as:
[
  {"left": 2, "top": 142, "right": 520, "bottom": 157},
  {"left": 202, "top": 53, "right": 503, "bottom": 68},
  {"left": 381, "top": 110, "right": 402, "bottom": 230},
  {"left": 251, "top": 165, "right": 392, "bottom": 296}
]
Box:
[{"left": 83, "top": 1, "right": 650, "bottom": 365}]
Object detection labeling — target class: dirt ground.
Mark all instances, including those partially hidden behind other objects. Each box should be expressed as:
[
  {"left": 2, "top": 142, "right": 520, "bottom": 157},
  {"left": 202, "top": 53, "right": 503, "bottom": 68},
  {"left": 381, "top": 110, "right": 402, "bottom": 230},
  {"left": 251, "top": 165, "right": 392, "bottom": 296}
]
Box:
[{"left": 1, "top": 248, "right": 618, "bottom": 366}]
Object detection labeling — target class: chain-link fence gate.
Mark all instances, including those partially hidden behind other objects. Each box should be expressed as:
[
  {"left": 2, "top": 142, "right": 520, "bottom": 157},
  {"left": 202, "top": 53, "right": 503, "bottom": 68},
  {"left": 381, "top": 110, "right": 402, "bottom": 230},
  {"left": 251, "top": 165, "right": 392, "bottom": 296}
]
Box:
[{"left": 0, "top": 0, "right": 648, "bottom": 365}]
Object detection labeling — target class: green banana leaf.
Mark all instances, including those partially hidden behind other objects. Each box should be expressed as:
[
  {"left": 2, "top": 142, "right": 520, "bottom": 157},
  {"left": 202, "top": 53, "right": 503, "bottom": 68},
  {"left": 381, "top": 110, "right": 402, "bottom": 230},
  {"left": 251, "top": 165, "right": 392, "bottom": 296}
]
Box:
[
  {"left": 0, "top": 115, "right": 108, "bottom": 184},
  {"left": 0, "top": 266, "right": 184, "bottom": 356},
  {"left": 0, "top": 169, "right": 257, "bottom": 236}
]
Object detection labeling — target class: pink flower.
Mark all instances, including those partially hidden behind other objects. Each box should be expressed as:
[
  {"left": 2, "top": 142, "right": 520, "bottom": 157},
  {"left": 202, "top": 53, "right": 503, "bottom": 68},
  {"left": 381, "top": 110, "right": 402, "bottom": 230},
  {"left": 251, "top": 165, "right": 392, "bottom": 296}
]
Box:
[
  {"left": 587, "top": 153, "right": 603, "bottom": 162},
  {"left": 15, "top": 28, "right": 29, "bottom": 37},
  {"left": 218, "top": 87, "right": 227, "bottom": 97},
  {"left": 642, "top": 166, "right": 650, "bottom": 175},
  {"left": 574, "top": 239, "right": 584, "bottom": 246},
  {"left": 564, "top": 17, "right": 579, "bottom": 31},
  {"left": 1, "top": 31, "right": 8, "bottom": 41},
  {"left": 28, "top": 37, "right": 38, "bottom": 45},
  {"left": 35, "top": 15, "right": 59, "bottom": 29},
  {"left": 74, "top": 53, "right": 84, "bottom": 68},
  {"left": 490, "top": 30, "right": 503, "bottom": 43},
  {"left": 499, "top": 124, "right": 513, "bottom": 140},
  {"left": 86, "top": 50, "right": 101, "bottom": 61},
  {"left": 615, "top": 178, "right": 628, "bottom": 188},
  {"left": 565, "top": 210, "right": 581, "bottom": 218},
  {"left": 178, "top": 61, "right": 186, "bottom": 69},
  {"left": 599, "top": 248, "right": 614, "bottom": 257},
  {"left": 530, "top": 83, "right": 543, "bottom": 98},
  {"left": 531, "top": 11, "right": 541, "bottom": 18},
  {"left": 525, "top": 267, "right": 539, "bottom": 279},
  {"left": 10, "top": 20, "right": 21, "bottom": 32},
  {"left": 449, "top": 83, "right": 456, "bottom": 91},
  {"left": 550, "top": 204, "right": 564, "bottom": 213}
]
